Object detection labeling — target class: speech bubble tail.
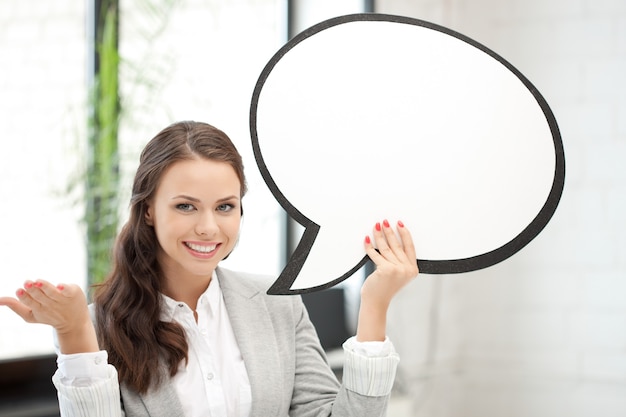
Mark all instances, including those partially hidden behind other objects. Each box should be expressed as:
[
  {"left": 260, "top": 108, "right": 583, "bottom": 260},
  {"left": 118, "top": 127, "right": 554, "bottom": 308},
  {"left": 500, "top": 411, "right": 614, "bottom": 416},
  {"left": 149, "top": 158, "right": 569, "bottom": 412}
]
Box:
[
  {"left": 267, "top": 223, "right": 319, "bottom": 295},
  {"left": 267, "top": 257, "right": 369, "bottom": 295},
  {"left": 267, "top": 223, "right": 370, "bottom": 295}
]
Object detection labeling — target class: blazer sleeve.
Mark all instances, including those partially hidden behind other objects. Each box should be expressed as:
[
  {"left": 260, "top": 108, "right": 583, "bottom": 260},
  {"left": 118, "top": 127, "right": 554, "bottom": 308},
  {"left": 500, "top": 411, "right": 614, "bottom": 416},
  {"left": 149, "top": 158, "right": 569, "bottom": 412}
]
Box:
[
  {"left": 52, "top": 364, "right": 124, "bottom": 417},
  {"left": 288, "top": 296, "right": 399, "bottom": 417}
]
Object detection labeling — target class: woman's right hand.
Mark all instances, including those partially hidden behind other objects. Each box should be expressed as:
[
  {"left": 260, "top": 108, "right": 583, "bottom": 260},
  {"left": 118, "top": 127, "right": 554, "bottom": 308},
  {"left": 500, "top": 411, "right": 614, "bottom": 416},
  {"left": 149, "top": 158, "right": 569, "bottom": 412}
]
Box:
[{"left": 0, "top": 280, "right": 99, "bottom": 354}]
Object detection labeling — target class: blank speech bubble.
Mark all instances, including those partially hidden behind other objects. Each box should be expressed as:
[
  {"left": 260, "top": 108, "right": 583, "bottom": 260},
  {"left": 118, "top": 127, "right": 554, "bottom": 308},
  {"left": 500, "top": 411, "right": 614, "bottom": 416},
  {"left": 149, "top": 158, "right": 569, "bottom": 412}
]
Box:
[{"left": 250, "top": 14, "right": 565, "bottom": 295}]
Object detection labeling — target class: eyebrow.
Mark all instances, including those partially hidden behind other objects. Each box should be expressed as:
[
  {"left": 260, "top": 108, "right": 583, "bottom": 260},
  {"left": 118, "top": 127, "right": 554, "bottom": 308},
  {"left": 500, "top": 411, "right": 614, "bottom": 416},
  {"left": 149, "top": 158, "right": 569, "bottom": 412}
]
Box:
[
  {"left": 171, "top": 194, "right": 201, "bottom": 202},
  {"left": 171, "top": 194, "right": 240, "bottom": 203}
]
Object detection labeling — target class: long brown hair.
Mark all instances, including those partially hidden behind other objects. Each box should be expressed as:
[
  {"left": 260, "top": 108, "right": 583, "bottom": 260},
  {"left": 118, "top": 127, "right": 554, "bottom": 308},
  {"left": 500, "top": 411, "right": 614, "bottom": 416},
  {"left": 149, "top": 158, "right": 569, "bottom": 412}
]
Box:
[{"left": 93, "top": 121, "right": 247, "bottom": 394}]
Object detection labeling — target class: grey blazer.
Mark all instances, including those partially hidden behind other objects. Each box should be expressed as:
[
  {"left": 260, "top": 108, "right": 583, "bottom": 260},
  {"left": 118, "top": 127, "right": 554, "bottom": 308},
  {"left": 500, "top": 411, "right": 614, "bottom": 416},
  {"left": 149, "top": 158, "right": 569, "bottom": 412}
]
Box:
[{"left": 83, "top": 267, "right": 391, "bottom": 417}]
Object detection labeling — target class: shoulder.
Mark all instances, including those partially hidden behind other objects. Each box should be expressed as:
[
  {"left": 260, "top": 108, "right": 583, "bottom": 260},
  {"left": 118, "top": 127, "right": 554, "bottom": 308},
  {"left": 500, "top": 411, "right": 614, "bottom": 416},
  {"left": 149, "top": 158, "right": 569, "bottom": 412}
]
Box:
[
  {"left": 216, "top": 266, "right": 276, "bottom": 295},
  {"left": 216, "top": 266, "right": 304, "bottom": 311},
  {"left": 217, "top": 267, "right": 274, "bottom": 289}
]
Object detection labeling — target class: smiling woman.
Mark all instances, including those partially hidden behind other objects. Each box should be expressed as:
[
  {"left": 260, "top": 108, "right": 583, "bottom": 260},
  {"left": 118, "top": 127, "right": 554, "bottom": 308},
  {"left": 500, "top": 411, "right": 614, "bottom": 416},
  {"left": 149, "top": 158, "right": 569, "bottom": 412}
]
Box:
[
  {"left": 141, "top": 130, "right": 246, "bottom": 310},
  {"left": 0, "top": 2, "right": 286, "bottom": 416},
  {"left": 0, "top": 120, "right": 419, "bottom": 417},
  {"left": 0, "top": 0, "right": 287, "bottom": 361}
]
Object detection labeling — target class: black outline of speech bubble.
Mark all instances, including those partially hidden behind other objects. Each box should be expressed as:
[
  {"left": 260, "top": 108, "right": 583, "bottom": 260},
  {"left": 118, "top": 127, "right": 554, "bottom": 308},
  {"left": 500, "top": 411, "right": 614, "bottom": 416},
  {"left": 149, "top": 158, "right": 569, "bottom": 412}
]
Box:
[{"left": 250, "top": 13, "right": 565, "bottom": 295}]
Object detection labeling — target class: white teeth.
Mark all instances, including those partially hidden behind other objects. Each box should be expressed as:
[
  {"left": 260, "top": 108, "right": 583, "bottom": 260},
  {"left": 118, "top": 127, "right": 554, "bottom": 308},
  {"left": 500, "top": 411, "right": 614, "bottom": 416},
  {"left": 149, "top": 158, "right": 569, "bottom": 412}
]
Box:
[{"left": 186, "top": 242, "right": 216, "bottom": 253}]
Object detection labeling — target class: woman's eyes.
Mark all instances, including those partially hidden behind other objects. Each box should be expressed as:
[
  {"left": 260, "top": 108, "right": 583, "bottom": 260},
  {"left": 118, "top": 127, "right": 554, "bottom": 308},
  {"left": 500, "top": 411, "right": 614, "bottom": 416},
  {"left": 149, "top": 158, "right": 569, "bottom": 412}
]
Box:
[
  {"left": 175, "top": 203, "right": 195, "bottom": 212},
  {"left": 175, "top": 203, "right": 236, "bottom": 213},
  {"left": 217, "top": 203, "right": 235, "bottom": 212}
]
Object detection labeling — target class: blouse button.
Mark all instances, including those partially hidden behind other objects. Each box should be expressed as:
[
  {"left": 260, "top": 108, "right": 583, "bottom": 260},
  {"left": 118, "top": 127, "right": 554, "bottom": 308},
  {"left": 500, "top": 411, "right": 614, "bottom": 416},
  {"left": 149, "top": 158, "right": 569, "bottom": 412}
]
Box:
[
  {"left": 94, "top": 356, "right": 103, "bottom": 365},
  {"left": 206, "top": 373, "right": 214, "bottom": 380}
]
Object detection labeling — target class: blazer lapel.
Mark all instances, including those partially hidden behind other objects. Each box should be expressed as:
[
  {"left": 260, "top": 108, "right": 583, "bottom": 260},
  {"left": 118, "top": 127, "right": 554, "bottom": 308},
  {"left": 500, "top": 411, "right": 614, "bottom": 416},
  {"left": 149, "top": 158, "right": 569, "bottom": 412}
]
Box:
[{"left": 217, "top": 268, "right": 283, "bottom": 417}]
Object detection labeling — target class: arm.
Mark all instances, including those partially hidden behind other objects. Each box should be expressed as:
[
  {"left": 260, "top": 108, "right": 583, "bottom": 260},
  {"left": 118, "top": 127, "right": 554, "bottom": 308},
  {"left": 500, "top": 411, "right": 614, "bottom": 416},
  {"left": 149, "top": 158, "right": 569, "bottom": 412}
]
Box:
[
  {"left": 358, "top": 220, "right": 418, "bottom": 342},
  {"left": 289, "top": 296, "right": 395, "bottom": 417},
  {"left": 289, "top": 220, "right": 417, "bottom": 417}
]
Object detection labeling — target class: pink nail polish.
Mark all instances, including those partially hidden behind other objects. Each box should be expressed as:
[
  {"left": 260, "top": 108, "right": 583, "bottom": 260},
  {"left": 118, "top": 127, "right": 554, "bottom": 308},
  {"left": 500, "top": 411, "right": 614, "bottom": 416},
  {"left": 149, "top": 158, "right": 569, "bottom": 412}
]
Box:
[
  {"left": 383, "top": 219, "right": 390, "bottom": 228},
  {"left": 16, "top": 289, "right": 25, "bottom": 297},
  {"left": 57, "top": 284, "right": 65, "bottom": 291},
  {"left": 365, "top": 235, "right": 371, "bottom": 244},
  {"left": 24, "top": 282, "right": 32, "bottom": 289},
  {"left": 35, "top": 282, "right": 43, "bottom": 288},
  {"left": 398, "top": 220, "right": 405, "bottom": 228},
  {"left": 375, "top": 222, "right": 381, "bottom": 231}
]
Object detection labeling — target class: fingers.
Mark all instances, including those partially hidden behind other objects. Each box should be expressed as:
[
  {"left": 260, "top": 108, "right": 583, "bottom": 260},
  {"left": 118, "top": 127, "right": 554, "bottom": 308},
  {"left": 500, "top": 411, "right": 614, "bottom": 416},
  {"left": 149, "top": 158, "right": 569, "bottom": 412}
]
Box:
[
  {"left": 396, "top": 221, "right": 418, "bottom": 270},
  {"left": 361, "top": 220, "right": 419, "bottom": 309},
  {"left": 22, "top": 279, "right": 65, "bottom": 305},
  {"left": 0, "top": 296, "right": 14, "bottom": 306},
  {"left": 0, "top": 294, "right": 35, "bottom": 323},
  {"left": 382, "top": 219, "right": 409, "bottom": 260},
  {"left": 365, "top": 220, "right": 408, "bottom": 260},
  {"left": 364, "top": 219, "right": 419, "bottom": 276},
  {"left": 1, "top": 280, "right": 71, "bottom": 322}
]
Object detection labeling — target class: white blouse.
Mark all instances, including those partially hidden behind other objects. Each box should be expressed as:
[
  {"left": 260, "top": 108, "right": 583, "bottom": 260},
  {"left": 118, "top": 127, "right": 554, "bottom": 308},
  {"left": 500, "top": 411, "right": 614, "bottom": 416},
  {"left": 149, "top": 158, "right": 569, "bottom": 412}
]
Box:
[{"left": 160, "top": 275, "right": 251, "bottom": 417}]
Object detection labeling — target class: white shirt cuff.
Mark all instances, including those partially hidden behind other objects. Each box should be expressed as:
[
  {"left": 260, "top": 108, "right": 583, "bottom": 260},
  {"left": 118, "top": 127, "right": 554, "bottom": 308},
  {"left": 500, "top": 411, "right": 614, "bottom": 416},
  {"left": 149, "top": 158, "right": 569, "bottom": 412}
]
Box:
[
  {"left": 343, "top": 335, "right": 393, "bottom": 357},
  {"left": 341, "top": 336, "right": 399, "bottom": 396},
  {"left": 57, "top": 350, "right": 110, "bottom": 381}
]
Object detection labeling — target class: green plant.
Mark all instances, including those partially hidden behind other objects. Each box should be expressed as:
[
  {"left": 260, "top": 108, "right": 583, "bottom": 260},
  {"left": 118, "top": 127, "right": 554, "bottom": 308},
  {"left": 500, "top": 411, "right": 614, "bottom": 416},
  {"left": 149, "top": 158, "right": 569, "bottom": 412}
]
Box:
[
  {"left": 86, "top": 0, "right": 121, "bottom": 287},
  {"left": 63, "top": 0, "right": 179, "bottom": 290}
]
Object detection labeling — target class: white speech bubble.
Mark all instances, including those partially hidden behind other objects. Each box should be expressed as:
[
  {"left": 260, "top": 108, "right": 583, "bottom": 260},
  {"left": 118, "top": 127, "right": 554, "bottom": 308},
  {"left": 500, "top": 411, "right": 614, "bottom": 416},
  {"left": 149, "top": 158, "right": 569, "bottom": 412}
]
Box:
[{"left": 250, "top": 14, "right": 565, "bottom": 294}]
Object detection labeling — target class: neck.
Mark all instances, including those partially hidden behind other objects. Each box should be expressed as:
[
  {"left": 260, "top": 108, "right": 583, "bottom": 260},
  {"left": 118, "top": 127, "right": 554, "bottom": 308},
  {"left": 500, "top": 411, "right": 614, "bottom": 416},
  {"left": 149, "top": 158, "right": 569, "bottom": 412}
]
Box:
[{"left": 162, "top": 274, "right": 212, "bottom": 311}]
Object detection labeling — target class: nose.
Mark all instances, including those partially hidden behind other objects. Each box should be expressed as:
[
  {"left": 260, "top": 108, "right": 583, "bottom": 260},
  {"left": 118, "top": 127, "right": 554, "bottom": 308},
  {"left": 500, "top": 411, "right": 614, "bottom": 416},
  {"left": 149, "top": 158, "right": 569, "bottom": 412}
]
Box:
[{"left": 195, "top": 211, "right": 219, "bottom": 237}]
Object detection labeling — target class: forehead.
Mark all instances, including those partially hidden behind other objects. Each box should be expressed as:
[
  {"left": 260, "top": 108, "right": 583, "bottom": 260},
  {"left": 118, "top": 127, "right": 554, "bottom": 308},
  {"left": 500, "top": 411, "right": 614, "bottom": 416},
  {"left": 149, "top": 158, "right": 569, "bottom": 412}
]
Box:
[{"left": 156, "top": 158, "right": 241, "bottom": 196}]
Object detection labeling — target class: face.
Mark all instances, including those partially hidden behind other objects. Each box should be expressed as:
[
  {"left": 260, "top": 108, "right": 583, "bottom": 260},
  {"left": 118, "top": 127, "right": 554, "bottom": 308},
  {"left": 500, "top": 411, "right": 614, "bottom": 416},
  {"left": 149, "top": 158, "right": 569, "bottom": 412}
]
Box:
[{"left": 145, "top": 157, "right": 242, "bottom": 285}]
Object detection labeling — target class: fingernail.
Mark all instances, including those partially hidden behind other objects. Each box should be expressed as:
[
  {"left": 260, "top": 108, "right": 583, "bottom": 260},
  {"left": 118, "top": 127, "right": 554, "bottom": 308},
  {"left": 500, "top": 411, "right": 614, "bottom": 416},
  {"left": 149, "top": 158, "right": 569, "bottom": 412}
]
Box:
[
  {"left": 398, "top": 220, "right": 405, "bottom": 228},
  {"left": 57, "top": 284, "right": 65, "bottom": 291},
  {"left": 35, "top": 282, "right": 43, "bottom": 288},
  {"left": 383, "top": 219, "right": 390, "bottom": 228},
  {"left": 16, "top": 289, "right": 25, "bottom": 297},
  {"left": 375, "top": 222, "right": 381, "bottom": 231},
  {"left": 24, "top": 282, "right": 32, "bottom": 289},
  {"left": 365, "top": 235, "right": 371, "bottom": 244}
]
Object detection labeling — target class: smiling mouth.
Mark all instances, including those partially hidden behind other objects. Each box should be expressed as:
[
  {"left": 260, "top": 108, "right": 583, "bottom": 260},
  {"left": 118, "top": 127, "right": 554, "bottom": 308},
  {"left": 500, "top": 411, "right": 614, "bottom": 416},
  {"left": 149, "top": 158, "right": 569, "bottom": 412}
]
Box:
[{"left": 184, "top": 242, "right": 218, "bottom": 253}]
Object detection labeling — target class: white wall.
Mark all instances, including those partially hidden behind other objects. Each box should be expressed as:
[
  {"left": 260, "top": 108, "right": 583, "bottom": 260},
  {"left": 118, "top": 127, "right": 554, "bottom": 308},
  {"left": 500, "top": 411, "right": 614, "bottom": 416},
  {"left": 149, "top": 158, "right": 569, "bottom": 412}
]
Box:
[
  {"left": 0, "top": 0, "right": 87, "bottom": 359},
  {"left": 378, "top": 1, "right": 626, "bottom": 416}
]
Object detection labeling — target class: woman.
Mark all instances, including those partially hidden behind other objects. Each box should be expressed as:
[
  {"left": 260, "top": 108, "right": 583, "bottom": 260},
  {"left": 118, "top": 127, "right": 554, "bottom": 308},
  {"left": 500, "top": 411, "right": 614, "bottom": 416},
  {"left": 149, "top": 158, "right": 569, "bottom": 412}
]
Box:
[{"left": 0, "top": 121, "right": 418, "bottom": 416}]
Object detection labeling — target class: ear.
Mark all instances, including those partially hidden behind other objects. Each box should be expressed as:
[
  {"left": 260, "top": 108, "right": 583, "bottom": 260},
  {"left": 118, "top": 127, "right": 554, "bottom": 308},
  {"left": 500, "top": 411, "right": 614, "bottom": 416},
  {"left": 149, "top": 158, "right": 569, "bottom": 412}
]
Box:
[{"left": 145, "top": 205, "right": 154, "bottom": 226}]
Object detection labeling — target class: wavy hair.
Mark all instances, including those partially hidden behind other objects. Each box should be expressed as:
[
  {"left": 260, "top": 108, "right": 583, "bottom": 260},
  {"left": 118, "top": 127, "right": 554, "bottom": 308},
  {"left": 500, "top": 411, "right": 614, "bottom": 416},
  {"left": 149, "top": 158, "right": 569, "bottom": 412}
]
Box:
[{"left": 93, "top": 121, "right": 247, "bottom": 394}]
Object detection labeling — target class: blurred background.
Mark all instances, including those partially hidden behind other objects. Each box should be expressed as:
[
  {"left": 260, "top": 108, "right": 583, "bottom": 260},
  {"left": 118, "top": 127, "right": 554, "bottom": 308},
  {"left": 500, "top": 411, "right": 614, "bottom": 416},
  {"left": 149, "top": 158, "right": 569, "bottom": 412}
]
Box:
[{"left": 0, "top": 0, "right": 624, "bottom": 416}]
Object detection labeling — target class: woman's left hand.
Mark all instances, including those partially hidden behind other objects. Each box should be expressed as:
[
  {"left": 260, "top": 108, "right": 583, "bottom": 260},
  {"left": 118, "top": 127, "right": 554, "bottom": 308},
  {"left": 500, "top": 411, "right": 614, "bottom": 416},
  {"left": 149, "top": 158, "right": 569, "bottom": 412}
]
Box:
[
  {"left": 357, "top": 219, "right": 419, "bottom": 341},
  {"left": 362, "top": 219, "right": 419, "bottom": 307}
]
